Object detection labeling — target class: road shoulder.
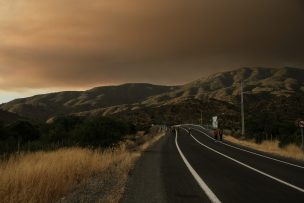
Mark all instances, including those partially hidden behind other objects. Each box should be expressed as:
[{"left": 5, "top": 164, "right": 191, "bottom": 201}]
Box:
[{"left": 120, "top": 135, "right": 167, "bottom": 203}]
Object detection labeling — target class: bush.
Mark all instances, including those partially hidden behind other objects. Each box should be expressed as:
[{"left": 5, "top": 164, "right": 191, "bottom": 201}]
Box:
[
  {"left": 42, "top": 116, "right": 85, "bottom": 145},
  {"left": 5, "top": 120, "right": 40, "bottom": 144},
  {"left": 0, "top": 116, "right": 136, "bottom": 155},
  {"left": 0, "top": 121, "right": 41, "bottom": 154},
  {"left": 0, "top": 121, "right": 5, "bottom": 140},
  {"left": 73, "top": 117, "right": 129, "bottom": 147},
  {"left": 246, "top": 112, "right": 297, "bottom": 145}
]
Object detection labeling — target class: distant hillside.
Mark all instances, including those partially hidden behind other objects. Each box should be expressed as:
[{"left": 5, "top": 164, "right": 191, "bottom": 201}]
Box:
[
  {"left": 1, "top": 83, "right": 177, "bottom": 121},
  {"left": 1, "top": 67, "right": 304, "bottom": 124},
  {"left": 142, "top": 67, "right": 304, "bottom": 105},
  {"left": 0, "top": 109, "right": 23, "bottom": 124},
  {"left": 114, "top": 98, "right": 239, "bottom": 128}
]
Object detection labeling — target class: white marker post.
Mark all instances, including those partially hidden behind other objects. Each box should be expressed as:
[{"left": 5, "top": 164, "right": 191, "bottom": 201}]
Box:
[{"left": 212, "top": 116, "right": 218, "bottom": 129}]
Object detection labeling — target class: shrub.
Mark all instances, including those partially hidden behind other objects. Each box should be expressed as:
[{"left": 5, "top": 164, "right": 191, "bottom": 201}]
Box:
[
  {"left": 73, "top": 117, "right": 129, "bottom": 147},
  {"left": 5, "top": 120, "right": 40, "bottom": 144},
  {"left": 0, "top": 116, "right": 135, "bottom": 155}
]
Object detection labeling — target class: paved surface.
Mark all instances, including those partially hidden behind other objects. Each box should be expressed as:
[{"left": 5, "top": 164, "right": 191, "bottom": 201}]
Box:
[{"left": 121, "top": 124, "right": 304, "bottom": 203}]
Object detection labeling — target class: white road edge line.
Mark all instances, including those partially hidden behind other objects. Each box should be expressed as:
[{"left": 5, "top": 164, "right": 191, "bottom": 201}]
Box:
[
  {"left": 221, "top": 141, "right": 304, "bottom": 169},
  {"left": 175, "top": 130, "right": 221, "bottom": 203},
  {"left": 180, "top": 127, "right": 304, "bottom": 193},
  {"left": 187, "top": 125, "right": 304, "bottom": 169}
]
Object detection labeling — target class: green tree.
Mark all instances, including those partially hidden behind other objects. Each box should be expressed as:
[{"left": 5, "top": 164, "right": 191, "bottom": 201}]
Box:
[
  {"left": 43, "top": 116, "right": 84, "bottom": 144},
  {"left": 0, "top": 121, "right": 5, "bottom": 140},
  {"left": 6, "top": 120, "right": 40, "bottom": 144},
  {"left": 74, "top": 117, "right": 128, "bottom": 147}
]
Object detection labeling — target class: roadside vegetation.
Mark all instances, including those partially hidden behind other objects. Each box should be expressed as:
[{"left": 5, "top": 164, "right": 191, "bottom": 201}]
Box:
[
  {"left": 0, "top": 123, "right": 165, "bottom": 203},
  {"left": 0, "top": 116, "right": 138, "bottom": 156},
  {"left": 224, "top": 135, "right": 304, "bottom": 161},
  {"left": 220, "top": 111, "right": 303, "bottom": 147},
  {"left": 217, "top": 109, "right": 304, "bottom": 160},
  {"left": 244, "top": 111, "right": 300, "bottom": 146},
  {"left": 0, "top": 115, "right": 165, "bottom": 202}
]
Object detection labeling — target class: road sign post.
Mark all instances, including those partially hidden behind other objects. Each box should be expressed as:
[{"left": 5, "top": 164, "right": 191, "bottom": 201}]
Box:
[
  {"left": 212, "top": 116, "right": 218, "bottom": 129},
  {"left": 301, "top": 128, "right": 304, "bottom": 150}
]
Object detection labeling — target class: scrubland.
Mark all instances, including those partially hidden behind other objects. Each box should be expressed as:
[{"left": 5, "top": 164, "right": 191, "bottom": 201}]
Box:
[
  {"left": 0, "top": 131, "right": 164, "bottom": 203},
  {"left": 225, "top": 135, "right": 304, "bottom": 161}
]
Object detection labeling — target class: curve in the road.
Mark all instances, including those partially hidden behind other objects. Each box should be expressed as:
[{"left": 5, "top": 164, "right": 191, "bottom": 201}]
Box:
[
  {"left": 188, "top": 124, "right": 304, "bottom": 169},
  {"left": 175, "top": 130, "right": 221, "bottom": 203},
  {"left": 180, "top": 127, "right": 304, "bottom": 193}
]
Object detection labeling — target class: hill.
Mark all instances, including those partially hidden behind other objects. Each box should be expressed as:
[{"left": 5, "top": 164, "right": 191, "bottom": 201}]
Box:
[
  {"left": 142, "top": 67, "right": 304, "bottom": 105},
  {"left": 0, "top": 83, "right": 177, "bottom": 121},
  {"left": 0, "top": 109, "right": 24, "bottom": 124},
  {"left": 1, "top": 67, "right": 304, "bottom": 127}
]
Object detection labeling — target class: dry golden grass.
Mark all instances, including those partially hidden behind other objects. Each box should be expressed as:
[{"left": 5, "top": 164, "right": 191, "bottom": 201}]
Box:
[
  {"left": 224, "top": 135, "right": 304, "bottom": 161},
  {"left": 0, "top": 131, "right": 165, "bottom": 203}
]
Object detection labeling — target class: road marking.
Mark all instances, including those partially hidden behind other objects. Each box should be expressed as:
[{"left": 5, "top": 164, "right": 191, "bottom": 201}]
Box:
[
  {"left": 183, "top": 124, "right": 206, "bottom": 130},
  {"left": 175, "top": 130, "right": 221, "bottom": 203},
  {"left": 180, "top": 127, "right": 304, "bottom": 193},
  {"left": 221, "top": 142, "right": 304, "bottom": 169},
  {"left": 188, "top": 125, "right": 304, "bottom": 169}
]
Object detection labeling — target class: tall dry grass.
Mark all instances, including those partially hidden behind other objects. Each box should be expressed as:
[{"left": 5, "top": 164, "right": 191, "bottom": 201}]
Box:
[
  {"left": 224, "top": 135, "right": 304, "bottom": 161},
  {"left": 0, "top": 131, "right": 165, "bottom": 203}
]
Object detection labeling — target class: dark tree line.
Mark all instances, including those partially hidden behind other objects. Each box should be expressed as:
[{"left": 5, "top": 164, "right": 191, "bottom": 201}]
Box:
[
  {"left": 0, "top": 116, "right": 137, "bottom": 155},
  {"left": 245, "top": 112, "right": 299, "bottom": 147},
  {"left": 242, "top": 94, "right": 304, "bottom": 147}
]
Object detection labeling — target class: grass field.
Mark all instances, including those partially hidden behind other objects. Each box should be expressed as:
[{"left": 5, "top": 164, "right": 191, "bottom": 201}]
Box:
[
  {"left": 224, "top": 135, "right": 304, "bottom": 161},
  {"left": 0, "top": 131, "right": 164, "bottom": 203}
]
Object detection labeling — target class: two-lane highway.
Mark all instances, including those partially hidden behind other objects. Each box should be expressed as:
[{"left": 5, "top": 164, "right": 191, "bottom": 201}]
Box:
[{"left": 122, "top": 124, "right": 304, "bottom": 203}]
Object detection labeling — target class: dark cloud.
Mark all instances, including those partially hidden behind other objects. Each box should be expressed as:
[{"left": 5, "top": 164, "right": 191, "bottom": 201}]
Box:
[{"left": 0, "top": 0, "right": 303, "bottom": 91}]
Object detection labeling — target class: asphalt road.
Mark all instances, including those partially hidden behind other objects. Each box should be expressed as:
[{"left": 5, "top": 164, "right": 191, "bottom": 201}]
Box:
[{"left": 121, "top": 124, "right": 304, "bottom": 203}]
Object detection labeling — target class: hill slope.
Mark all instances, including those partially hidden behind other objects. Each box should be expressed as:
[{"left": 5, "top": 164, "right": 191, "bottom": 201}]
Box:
[
  {"left": 142, "top": 67, "right": 304, "bottom": 105},
  {"left": 1, "top": 67, "right": 303, "bottom": 123},
  {"left": 0, "top": 109, "right": 24, "bottom": 124},
  {"left": 1, "top": 84, "right": 177, "bottom": 121}
]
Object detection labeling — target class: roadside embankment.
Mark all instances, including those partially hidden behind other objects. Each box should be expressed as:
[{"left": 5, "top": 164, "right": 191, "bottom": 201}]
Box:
[
  {"left": 0, "top": 129, "right": 165, "bottom": 203},
  {"left": 224, "top": 135, "right": 304, "bottom": 161}
]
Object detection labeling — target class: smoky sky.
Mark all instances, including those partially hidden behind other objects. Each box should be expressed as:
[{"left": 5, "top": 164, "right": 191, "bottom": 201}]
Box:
[{"left": 0, "top": 0, "right": 304, "bottom": 92}]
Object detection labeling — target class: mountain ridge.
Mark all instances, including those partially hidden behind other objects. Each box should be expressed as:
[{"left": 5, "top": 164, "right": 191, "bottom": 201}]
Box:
[
  {"left": 1, "top": 83, "right": 178, "bottom": 121},
  {"left": 1, "top": 67, "right": 303, "bottom": 122}
]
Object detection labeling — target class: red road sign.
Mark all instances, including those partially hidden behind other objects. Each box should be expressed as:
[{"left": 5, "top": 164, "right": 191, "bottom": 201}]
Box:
[{"left": 299, "top": 121, "right": 304, "bottom": 128}]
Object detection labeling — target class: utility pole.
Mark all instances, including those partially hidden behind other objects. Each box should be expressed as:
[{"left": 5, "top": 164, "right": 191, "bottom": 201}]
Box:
[
  {"left": 301, "top": 127, "right": 303, "bottom": 150},
  {"left": 300, "top": 121, "right": 304, "bottom": 150},
  {"left": 200, "top": 110, "right": 203, "bottom": 126},
  {"left": 241, "top": 81, "right": 245, "bottom": 137}
]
